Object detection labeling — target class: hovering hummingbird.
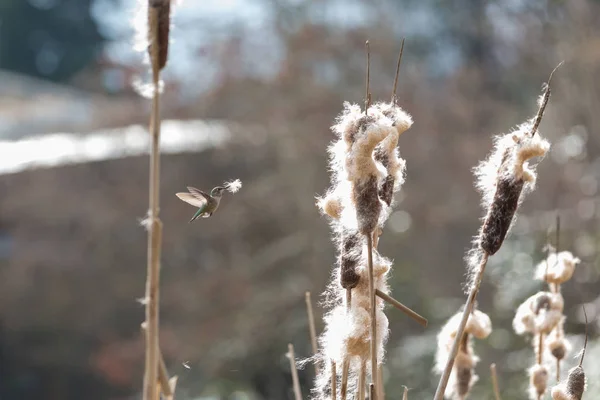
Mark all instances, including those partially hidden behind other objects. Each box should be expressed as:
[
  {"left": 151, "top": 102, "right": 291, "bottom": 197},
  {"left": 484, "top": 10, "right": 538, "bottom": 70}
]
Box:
[
  {"left": 175, "top": 179, "right": 242, "bottom": 222},
  {"left": 176, "top": 186, "right": 225, "bottom": 222}
]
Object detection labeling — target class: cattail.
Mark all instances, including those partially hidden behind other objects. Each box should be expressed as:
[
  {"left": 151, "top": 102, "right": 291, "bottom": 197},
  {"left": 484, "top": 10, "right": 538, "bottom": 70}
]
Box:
[
  {"left": 339, "top": 229, "right": 363, "bottom": 289},
  {"left": 529, "top": 364, "right": 549, "bottom": 400},
  {"left": 148, "top": 0, "right": 171, "bottom": 71},
  {"left": 535, "top": 251, "right": 580, "bottom": 285},
  {"left": 513, "top": 291, "right": 563, "bottom": 335},
  {"left": 551, "top": 307, "right": 588, "bottom": 400},
  {"left": 475, "top": 127, "right": 550, "bottom": 255},
  {"left": 435, "top": 309, "right": 491, "bottom": 399}
]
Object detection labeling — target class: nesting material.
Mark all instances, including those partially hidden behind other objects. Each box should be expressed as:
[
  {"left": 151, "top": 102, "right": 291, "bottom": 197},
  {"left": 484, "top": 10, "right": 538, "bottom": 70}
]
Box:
[
  {"left": 535, "top": 251, "right": 580, "bottom": 285},
  {"left": 435, "top": 309, "right": 492, "bottom": 399},
  {"left": 513, "top": 291, "right": 564, "bottom": 335},
  {"left": 474, "top": 123, "right": 550, "bottom": 255}
]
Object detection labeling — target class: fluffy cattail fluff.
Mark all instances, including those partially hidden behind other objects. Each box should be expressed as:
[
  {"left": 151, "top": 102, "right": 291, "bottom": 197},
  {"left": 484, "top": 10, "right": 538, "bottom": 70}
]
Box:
[
  {"left": 529, "top": 364, "right": 549, "bottom": 399},
  {"left": 435, "top": 309, "right": 492, "bottom": 399},
  {"left": 474, "top": 123, "right": 550, "bottom": 256},
  {"left": 513, "top": 291, "right": 564, "bottom": 335},
  {"left": 312, "top": 100, "right": 413, "bottom": 399},
  {"left": 535, "top": 251, "right": 580, "bottom": 285}
]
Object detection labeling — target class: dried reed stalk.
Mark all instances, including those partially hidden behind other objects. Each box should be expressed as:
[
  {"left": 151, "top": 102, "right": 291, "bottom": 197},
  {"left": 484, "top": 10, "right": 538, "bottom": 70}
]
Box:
[
  {"left": 490, "top": 363, "right": 501, "bottom": 400},
  {"left": 288, "top": 344, "right": 303, "bottom": 400},
  {"left": 305, "top": 292, "right": 320, "bottom": 375},
  {"left": 375, "top": 289, "right": 427, "bottom": 327}
]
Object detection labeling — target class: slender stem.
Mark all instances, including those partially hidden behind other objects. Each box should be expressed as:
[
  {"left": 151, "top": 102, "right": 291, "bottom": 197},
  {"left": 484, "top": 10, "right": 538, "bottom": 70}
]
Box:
[
  {"left": 369, "top": 384, "right": 375, "bottom": 400},
  {"left": 366, "top": 233, "right": 377, "bottom": 399},
  {"left": 376, "top": 365, "right": 384, "bottom": 400},
  {"left": 391, "top": 38, "right": 405, "bottom": 104},
  {"left": 305, "top": 291, "right": 320, "bottom": 375},
  {"left": 358, "top": 362, "right": 366, "bottom": 400},
  {"left": 288, "top": 344, "right": 303, "bottom": 400},
  {"left": 346, "top": 289, "right": 352, "bottom": 309},
  {"left": 490, "top": 363, "right": 501, "bottom": 400},
  {"left": 402, "top": 386, "right": 408, "bottom": 400},
  {"left": 340, "top": 358, "right": 349, "bottom": 400},
  {"left": 556, "top": 358, "right": 561, "bottom": 382},
  {"left": 365, "top": 41, "right": 371, "bottom": 113},
  {"left": 530, "top": 61, "right": 562, "bottom": 137},
  {"left": 331, "top": 361, "right": 337, "bottom": 400},
  {"left": 158, "top": 350, "right": 173, "bottom": 399},
  {"left": 536, "top": 334, "right": 544, "bottom": 365},
  {"left": 375, "top": 290, "right": 428, "bottom": 327},
  {"left": 143, "top": 7, "right": 163, "bottom": 400},
  {"left": 434, "top": 252, "right": 489, "bottom": 400}
]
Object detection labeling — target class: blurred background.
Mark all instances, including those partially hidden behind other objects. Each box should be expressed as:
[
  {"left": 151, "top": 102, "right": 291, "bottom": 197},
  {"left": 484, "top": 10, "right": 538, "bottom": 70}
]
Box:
[{"left": 1, "top": 0, "right": 599, "bottom": 399}]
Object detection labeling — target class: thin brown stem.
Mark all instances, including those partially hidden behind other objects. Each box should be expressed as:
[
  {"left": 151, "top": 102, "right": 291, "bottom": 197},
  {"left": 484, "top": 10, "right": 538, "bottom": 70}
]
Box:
[
  {"left": 340, "top": 359, "right": 349, "bottom": 400},
  {"left": 358, "top": 361, "right": 366, "bottom": 400},
  {"left": 158, "top": 351, "right": 174, "bottom": 399},
  {"left": 346, "top": 289, "right": 352, "bottom": 309},
  {"left": 434, "top": 251, "right": 489, "bottom": 400},
  {"left": 331, "top": 361, "right": 337, "bottom": 400},
  {"left": 288, "top": 344, "right": 303, "bottom": 400},
  {"left": 556, "top": 358, "right": 561, "bottom": 382},
  {"left": 391, "top": 38, "right": 405, "bottom": 104},
  {"left": 490, "top": 363, "right": 501, "bottom": 400},
  {"left": 365, "top": 40, "right": 371, "bottom": 113},
  {"left": 375, "top": 290, "right": 428, "bottom": 327},
  {"left": 305, "top": 291, "right": 320, "bottom": 375},
  {"left": 376, "top": 365, "right": 384, "bottom": 400},
  {"left": 366, "top": 233, "right": 377, "bottom": 398},
  {"left": 143, "top": 7, "right": 164, "bottom": 400},
  {"left": 530, "top": 61, "right": 563, "bottom": 137},
  {"left": 537, "top": 334, "right": 545, "bottom": 366},
  {"left": 369, "top": 384, "right": 375, "bottom": 400},
  {"left": 402, "top": 386, "right": 408, "bottom": 400}
]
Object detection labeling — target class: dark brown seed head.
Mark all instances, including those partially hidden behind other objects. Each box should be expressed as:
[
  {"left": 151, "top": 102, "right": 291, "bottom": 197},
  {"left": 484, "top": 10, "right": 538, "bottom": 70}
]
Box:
[
  {"left": 480, "top": 174, "right": 524, "bottom": 255},
  {"left": 565, "top": 366, "right": 585, "bottom": 399},
  {"left": 344, "top": 114, "right": 375, "bottom": 146},
  {"left": 374, "top": 146, "right": 395, "bottom": 206},
  {"left": 456, "top": 366, "right": 472, "bottom": 397},
  {"left": 340, "top": 230, "right": 362, "bottom": 289},
  {"left": 354, "top": 174, "right": 381, "bottom": 234},
  {"left": 148, "top": 0, "right": 171, "bottom": 70},
  {"left": 551, "top": 343, "right": 566, "bottom": 360},
  {"left": 535, "top": 293, "right": 552, "bottom": 314}
]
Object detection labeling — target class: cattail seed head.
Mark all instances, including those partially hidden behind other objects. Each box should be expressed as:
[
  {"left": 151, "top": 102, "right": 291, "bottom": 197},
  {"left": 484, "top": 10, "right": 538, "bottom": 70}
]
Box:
[
  {"left": 535, "top": 251, "right": 581, "bottom": 285},
  {"left": 340, "top": 230, "right": 362, "bottom": 289},
  {"left": 529, "top": 364, "right": 549, "bottom": 400},
  {"left": 551, "top": 366, "right": 586, "bottom": 400},
  {"left": 513, "top": 292, "right": 563, "bottom": 335},
  {"left": 148, "top": 0, "right": 171, "bottom": 71},
  {"left": 549, "top": 338, "right": 567, "bottom": 360},
  {"left": 354, "top": 174, "right": 382, "bottom": 234},
  {"left": 475, "top": 123, "right": 550, "bottom": 255}
]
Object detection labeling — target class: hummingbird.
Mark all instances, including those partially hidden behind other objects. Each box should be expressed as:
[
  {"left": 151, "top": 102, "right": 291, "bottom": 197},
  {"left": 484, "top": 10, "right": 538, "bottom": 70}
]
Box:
[{"left": 176, "top": 186, "right": 226, "bottom": 222}]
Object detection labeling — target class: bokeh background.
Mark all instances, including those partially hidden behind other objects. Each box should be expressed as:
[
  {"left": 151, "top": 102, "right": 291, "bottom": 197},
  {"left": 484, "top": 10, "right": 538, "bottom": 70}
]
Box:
[{"left": 1, "top": 0, "right": 600, "bottom": 399}]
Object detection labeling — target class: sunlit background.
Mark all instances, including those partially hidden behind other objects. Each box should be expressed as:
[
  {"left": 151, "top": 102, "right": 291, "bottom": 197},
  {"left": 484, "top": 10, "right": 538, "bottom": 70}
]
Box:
[{"left": 1, "top": 0, "right": 600, "bottom": 399}]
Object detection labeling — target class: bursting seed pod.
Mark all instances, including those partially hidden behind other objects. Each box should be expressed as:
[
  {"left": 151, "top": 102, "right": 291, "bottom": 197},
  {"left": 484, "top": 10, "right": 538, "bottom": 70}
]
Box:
[{"left": 340, "top": 229, "right": 363, "bottom": 290}]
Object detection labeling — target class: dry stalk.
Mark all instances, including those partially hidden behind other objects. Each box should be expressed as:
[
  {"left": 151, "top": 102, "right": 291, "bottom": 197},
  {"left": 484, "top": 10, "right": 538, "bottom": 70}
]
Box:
[
  {"left": 375, "top": 289, "right": 428, "bottom": 327},
  {"left": 288, "top": 344, "right": 303, "bottom": 400},
  {"left": 341, "top": 359, "right": 349, "bottom": 400},
  {"left": 490, "top": 363, "right": 501, "bottom": 400},
  {"left": 331, "top": 361, "right": 337, "bottom": 400},
  {"left": 142, "top": 4, "right": 165, "bottom": 399},
  {"left": 367, "top": 233, "right": 377, "bottom": 398},
  {"left": 358, "top": 361, "right": 367, "bottom": 400},
  {"left": 305, "top": 291, "right": 320, "bottom": 375},
  {"left": 377, "top": 365, "right": 384, "bottom": 400},
  {"left": 391, "top": 38, "right": 405, "bottom": 105},
  {"left": 434, "top": 252, "right": 489, "bottom": 400}
]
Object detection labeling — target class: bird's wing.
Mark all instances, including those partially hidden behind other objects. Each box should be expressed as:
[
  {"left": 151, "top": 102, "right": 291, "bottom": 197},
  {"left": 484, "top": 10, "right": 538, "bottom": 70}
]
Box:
[
  {"left": 187, "top": 186, "right": 212, "bottom": 201},
  {"left": 176, "top": 192, "right": 207, "bottom": 208}
]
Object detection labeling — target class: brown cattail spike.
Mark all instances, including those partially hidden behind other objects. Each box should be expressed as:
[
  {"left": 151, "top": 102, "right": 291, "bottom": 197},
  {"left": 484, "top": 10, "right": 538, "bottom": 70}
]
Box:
[
  {"left": 355, "top": 174, "right": 382, "bottom": 234},
  {"left": 148, "top": 0, "right": 171, "bottom": 71},
  {"left": 530, "top": 61, "right": 563, "bottom": 137},
  {"left": 391, "top": 38, "right": 405, "bottom": 105},
  {"left": 480, "top": 150, "right": 525, "bottom": 255},
  {"left": 340, "top": 230, "right": 362, "bottom": 289}
]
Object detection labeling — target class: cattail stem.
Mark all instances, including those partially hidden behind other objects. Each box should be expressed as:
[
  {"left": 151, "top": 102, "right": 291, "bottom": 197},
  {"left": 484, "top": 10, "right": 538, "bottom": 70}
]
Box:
[
  {"left": 158, "top": 349, "right": 173, "bottom": 399},
  {"left": 341, "top": 359, "right": 349, "bottom": 400},
  {"left": 391, "top": 38, "right": 405, "bottom": 104},
  {"left": 288, "top": 344, "right": 303, "bottom": 400},
  {"left": 358, "top": 362, "right": 366, "bottom": 400},
  {"left": 490, "top": 363, "right": 501, "bottom": 400},
  {"left": 346, "top": 289, "right": 352, "bottom": 309},
  {"left": 375, "top": 289, "right": 428, "bottom": 327},
  {"left": 331, "top": 361, "right": 337, "bottom": 400},
  {"left": 143, "top": 7, "right": 164, "bottom": 399},
  {"left": 537, "top": 334, "right": 545, "bottom": 365},
  {"left": 377, "top": 365, "right": 384, "bottom": 400},
  {"left": 366, "top": 233, "right": 377, "bottom": 398},
  {"left": 369, "top": 384, "right": 375, "bottom": 400},
  {"left": 556, "top": 358, "right": 561, "bottom": 382},
  {"left": 305, "top": 292, "right": 320, "bottom": 375},
  {"left": 402, "top": 386, "right": 408, "bottom": 400},
  {"left": 434, "top": 251, "right": 489, "bottom": 400}
]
